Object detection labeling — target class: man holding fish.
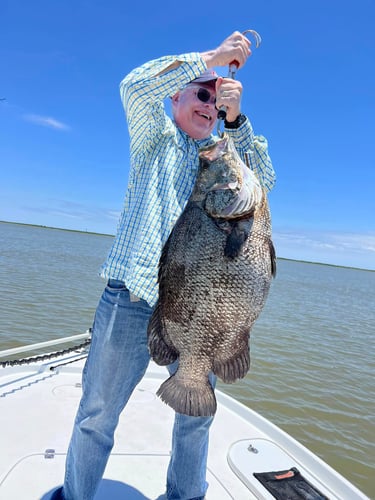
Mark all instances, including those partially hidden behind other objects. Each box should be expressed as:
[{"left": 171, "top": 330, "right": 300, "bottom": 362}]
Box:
[{"left": 52, "top": 31, "right": 275, "bottom": 500}]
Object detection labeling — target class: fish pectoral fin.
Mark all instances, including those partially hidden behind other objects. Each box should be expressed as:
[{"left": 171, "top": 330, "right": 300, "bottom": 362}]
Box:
[
  {"left": 147, "top": 303, "right": 178, "bottom": 366},
  {"left": 157, "top": 373, "right": 217, "bottom": 417},
  {"left": 224, "top": 218, "right": 254, "bottom": 259},
  {"left": 213, "top": 348, "right": 250, "bottom": 383}
]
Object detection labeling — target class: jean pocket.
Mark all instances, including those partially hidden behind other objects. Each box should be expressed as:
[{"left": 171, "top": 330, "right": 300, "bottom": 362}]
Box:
[{"left": 106, "top": 279, "right": 128, "bottom": 291}]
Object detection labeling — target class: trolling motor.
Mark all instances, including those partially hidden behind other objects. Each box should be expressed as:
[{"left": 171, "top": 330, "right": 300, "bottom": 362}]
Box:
[{"left": 217, "top": 29, "right": 262, "bottom": 137}]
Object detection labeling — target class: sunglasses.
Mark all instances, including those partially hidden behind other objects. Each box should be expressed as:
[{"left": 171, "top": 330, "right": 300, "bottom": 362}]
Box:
[{"left": 188, "top": 86, "right": 216, "bottom": 105}]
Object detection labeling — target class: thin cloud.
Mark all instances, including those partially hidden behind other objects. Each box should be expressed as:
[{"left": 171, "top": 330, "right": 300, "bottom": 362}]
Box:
[
  {"left": 276, "top": 230, "right": 375, "bottom": 254},
  {"left": 23, "top": 199, "right": 119, "bottom": 224},
  {"left": 273, "top": 228, "right": 375, "bottom": 269},
  {"left": 107, "top": 210, "right": 121, "bottom": 220},
  {"left": 23, "top": 114, "right": 70, "bottom": 131}
]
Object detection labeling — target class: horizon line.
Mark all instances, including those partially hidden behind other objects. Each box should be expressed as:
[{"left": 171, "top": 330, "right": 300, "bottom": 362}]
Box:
[{"left": 1, "top": 219, "right": 373, "bottom": 273}]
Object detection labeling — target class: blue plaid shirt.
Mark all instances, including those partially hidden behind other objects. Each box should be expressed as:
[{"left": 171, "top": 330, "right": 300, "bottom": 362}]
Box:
[{"left": 100, "top": 52, "right": 276, "bottom": 306}]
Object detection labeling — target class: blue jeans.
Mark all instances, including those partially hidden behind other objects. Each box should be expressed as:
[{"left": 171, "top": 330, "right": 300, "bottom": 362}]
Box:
[{"left": 62, "top": 280, "right": 214, "bottom": 500}]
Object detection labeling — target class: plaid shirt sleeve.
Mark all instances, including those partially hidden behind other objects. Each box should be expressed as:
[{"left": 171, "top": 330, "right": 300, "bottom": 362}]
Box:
[
  {"left": 225, "top": 118, "right": 276, "bottom": 192},
  {"left": 120, "top": 53, "right": 207, "bottom": 156}
]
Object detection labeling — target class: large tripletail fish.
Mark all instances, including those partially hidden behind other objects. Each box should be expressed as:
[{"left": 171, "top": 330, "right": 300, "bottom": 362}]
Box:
[{"left": 148, "top": 134, "right": 276, "bottom": 417}]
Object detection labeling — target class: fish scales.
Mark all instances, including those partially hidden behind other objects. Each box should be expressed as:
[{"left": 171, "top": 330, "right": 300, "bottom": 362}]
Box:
[{"left": 148, "top": 134, "right": 276, "bottom": 416}]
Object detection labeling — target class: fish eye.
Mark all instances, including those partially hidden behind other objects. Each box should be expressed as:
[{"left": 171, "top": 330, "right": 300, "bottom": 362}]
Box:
[{"left": 200, "top": 159, "right": 210, "bottom": 170}]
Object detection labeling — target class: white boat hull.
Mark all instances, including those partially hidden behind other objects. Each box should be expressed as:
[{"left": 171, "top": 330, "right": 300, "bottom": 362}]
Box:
[{"left": 0, "top": 338, "right": 369, "bottom": 499}]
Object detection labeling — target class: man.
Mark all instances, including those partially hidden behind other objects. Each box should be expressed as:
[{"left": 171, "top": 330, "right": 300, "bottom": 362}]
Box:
[{"left": 52, "top": 31, "right": 275, "bottom": 500}]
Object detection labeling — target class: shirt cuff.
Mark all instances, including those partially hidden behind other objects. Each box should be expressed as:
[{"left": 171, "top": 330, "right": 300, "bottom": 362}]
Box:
[
  {"left": 224, "top": 115, "right": 255, "bottom": 149},
  {"left": 224, "top": 113, "right": 247, "bottom": 129}
]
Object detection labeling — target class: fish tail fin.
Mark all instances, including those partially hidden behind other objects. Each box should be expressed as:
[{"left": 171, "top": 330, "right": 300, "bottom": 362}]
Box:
[
  {"left": 213, "top": 349, "right": 250, "bottom": 383},
  {"left": 148, "top": 303, "right": 178, "bottom": 365},
  {"left": 157, "top": 374, "right": 217, "bottom": 417}
]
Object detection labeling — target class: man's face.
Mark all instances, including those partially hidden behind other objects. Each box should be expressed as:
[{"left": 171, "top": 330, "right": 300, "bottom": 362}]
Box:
[{"left": 171, "top": 83, "right": 217, "bottom": 140}]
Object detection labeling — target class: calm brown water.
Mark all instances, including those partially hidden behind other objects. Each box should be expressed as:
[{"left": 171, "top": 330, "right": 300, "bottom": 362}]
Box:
[{"left": 0, "top": 221, "right": 374, "bottom": 497}]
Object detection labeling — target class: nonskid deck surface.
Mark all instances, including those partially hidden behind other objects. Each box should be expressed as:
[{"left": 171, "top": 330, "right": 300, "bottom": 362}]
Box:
[
  {"left": 0, "top": 352, "right": 369, "bottom": 500},
  {"left": 0, "top": 354, "right": 247, "bottom": 499}
]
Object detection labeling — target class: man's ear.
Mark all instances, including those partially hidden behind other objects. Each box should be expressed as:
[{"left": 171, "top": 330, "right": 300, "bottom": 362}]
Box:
[{"left": 171, "top": 91, "right": 180, "bottom": 104}]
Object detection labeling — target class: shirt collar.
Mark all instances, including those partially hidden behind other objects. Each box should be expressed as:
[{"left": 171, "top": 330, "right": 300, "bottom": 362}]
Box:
[{"left": 176, "top": 126, "right": 215, "bottom": 149}]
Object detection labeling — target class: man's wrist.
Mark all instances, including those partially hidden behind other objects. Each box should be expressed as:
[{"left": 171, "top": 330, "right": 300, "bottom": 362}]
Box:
[
  {"left": 224, "top": 113, "right": 247, "bottom": 129},
  {"left": 200, "top": 50, "right": 218, "bottom": 68}
]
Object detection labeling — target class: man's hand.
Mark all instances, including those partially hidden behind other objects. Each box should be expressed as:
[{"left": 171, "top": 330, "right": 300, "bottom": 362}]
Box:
[
  {"left": 215, "top": 77, "right": 243, "bottom": 123},
  {"left": 201, "top": 31, "right": 252, "bottom": 70}
]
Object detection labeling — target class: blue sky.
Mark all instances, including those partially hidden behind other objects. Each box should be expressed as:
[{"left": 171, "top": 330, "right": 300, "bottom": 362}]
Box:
[{"left": 1, "top": 0, "right": 374, "bottom": 270}]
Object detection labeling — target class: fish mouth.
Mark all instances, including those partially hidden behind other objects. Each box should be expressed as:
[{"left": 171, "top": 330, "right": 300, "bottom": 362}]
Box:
[{"left": 208, "top": 180, "right": 239, "bottom": 192}]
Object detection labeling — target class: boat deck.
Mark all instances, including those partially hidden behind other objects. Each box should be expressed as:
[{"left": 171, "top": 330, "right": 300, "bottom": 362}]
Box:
[{"left": 0, "top": 349, "right": 368, "bottom": 499}]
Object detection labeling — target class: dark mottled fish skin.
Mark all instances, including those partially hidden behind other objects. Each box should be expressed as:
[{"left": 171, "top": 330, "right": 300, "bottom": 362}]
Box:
[{"left": 148, "top": 134, "right": 276, "bottom": 417}]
